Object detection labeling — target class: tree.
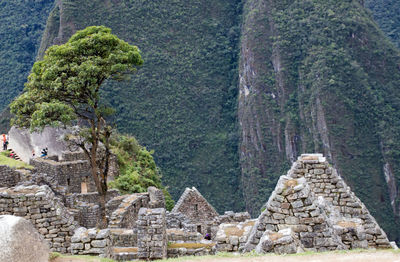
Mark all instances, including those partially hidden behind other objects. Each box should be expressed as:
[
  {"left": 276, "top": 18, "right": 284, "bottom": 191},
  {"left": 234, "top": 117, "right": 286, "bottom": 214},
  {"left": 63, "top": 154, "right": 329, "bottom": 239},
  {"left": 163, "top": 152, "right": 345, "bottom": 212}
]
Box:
[{"left": 10, "top": 26, "right": 143, "bottom": 228}]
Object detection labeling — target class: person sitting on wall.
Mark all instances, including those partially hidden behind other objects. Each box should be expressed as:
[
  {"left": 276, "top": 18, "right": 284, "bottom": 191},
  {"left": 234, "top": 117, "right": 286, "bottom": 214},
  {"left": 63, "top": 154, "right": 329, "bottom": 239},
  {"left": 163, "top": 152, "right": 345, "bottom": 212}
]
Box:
[
  {"left": 40, "top": 148, "right": 48, "bottom": 157},
  {"left": 204, "top": 233, "right": 211, "bottom": 240}
]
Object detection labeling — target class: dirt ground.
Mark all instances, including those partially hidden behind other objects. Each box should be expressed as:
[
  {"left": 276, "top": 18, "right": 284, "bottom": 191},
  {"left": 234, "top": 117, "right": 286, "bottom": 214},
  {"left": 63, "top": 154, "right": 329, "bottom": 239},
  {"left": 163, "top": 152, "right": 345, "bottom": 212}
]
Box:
[{"left": 55, "top": 250, "right": 400, "bottom": 262}]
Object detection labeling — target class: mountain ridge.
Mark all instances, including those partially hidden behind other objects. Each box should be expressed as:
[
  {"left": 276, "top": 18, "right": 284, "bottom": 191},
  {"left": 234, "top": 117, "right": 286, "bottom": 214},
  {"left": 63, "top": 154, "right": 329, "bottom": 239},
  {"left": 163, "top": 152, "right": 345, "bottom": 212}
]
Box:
[{"left": 1, "top": 0, "right": 400, "bottom": 242}]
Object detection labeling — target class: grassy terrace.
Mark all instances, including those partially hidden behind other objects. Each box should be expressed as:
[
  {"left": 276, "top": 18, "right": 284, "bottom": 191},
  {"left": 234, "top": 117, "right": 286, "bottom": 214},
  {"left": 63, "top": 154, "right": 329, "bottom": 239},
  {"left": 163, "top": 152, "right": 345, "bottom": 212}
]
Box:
[
  {"left": 0, "top": 151, "right": 33, "bottom": 169},
  {"left": 50, "top": 249, "right": 400, "bottom": 262}
]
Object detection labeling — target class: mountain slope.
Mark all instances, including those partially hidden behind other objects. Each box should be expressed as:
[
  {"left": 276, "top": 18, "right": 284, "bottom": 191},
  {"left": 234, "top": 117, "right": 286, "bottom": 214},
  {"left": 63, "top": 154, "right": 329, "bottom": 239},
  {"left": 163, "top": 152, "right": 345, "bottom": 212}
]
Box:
[
  {"left": 0, "top": 0, "right": 54, "bottom": 108},
  {"left": 365, "top": 0, "right": 400, "bottom": 47},
  {"left": 37, "top": 0, "right": 244, "bottom": 212},
  {"left": 239, "top": 0, "right": 400, "bottom": 241},
  {"left": 1, "top": 0, "right": 400, "bottom": 243}
]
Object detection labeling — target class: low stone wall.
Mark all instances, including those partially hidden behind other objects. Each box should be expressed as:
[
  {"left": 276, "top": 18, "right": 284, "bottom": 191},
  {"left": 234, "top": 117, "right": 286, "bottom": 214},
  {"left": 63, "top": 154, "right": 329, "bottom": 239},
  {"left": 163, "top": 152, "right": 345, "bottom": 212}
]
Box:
[
  {"left": 137, "top": 208, "right": 167, "bottom": 260},
  {"left": 166, "top": 212, "right": 196, "bottom": 232},
  {"left": 215, "top": 220, "right": 255, "bottom": 252},
  {"left": 217, "top": 211, "right": 251, "bottom": 224},
  {"left": 0, "top": 165, "right": 21, "bottom": 187},
  {"left": 255, "top": 228, "right": 302, "bottom": 254},
  {"left": 0, "top": 185, "right": 77, "bottom": 253},
  {"left": 64, "top": 190, "right": 121, "bottom": 228},
  {"left": 65, "top": 189, "right": 121, "bottom": 208},
  {"left": 61, "top": 151, "right": 87, "bottom": 162},
  {"left": 110, "top": 228, "right": 137, "bottom": 247},
  {"left": 109, "top": 193, "right": 149, "bottom": 229},
  {"left": 71, "top": 227, "right": 111, "bottom": 257},
  {"left": 167, "top": 228, "right": 202, "bottom": 242},
  {"left": 167, "top": 244, "right": 216, "bottom": 258}
]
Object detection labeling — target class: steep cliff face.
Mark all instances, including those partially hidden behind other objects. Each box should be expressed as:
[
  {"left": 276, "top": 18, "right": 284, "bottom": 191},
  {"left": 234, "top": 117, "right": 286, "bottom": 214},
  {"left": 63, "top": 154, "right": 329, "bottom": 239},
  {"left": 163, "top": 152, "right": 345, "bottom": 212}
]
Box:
[
  {"left": 239, "top": 0, "right": 400, "bottom": 241},
  {"left": 37, "top": 0, "right": 244, "bottom": 212}
]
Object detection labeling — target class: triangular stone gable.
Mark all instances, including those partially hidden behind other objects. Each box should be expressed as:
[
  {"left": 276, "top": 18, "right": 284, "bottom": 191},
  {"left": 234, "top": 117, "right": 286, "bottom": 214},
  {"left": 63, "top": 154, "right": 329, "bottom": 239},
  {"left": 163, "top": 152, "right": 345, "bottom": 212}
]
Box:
[
  {"left": 244, "top": 175, "right": 345, "bottom": 252},
  {"left": 243, "top": 154, "right": 391, "bottom": 253},
  {"left": 172, "top": 187, "right": 219, "bottom": 222}
]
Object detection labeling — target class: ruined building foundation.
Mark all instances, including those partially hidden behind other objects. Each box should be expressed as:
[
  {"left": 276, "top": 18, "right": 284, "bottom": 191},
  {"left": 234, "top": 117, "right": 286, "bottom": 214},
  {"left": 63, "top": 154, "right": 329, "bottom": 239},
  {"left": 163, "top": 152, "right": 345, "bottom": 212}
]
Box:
[{"left": 0, "top": 153, "right": 396, "bottom": 260}]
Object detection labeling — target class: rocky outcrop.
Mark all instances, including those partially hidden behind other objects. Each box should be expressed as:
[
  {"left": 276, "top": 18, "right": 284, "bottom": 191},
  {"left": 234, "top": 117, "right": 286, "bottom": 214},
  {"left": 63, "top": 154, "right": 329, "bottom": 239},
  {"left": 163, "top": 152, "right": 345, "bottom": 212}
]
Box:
[
  {"left": 0, "top": 215, "right": 50, "bottom": 262},
  {"left": 0, "top": 185, "right": 77, "bottom": 252},
  {"left": 8, "top": 126, "right": 70, "bottom": 163}
]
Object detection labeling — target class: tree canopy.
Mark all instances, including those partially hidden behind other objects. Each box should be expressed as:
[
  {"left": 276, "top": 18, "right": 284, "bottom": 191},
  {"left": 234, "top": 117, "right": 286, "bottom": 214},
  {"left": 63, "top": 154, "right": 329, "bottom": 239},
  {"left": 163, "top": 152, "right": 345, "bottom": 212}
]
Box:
[
  {"left": 11, "top": 25, "right": 143, "bottom": 130},
  {"left": 10, "top": 25, "right": 143, "bottom": 227}
]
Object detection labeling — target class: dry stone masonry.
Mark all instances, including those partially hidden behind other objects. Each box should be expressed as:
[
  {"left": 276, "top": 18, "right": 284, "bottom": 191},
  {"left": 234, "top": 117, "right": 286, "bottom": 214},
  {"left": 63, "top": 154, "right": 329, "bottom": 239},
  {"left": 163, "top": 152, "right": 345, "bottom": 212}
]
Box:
[
  {"left": 0, "top": 152, "right": 395, "bottom": 260},
  {"left": 71, "top": 227, "right": 111, "bottom": 257},
  {"left": 215, "top": 219, "right": 255, "bottom": 252},
  {"left": 243, "top": 154, "right": 392, "bottom": 254},
  {"left": 0, "top": 185, "right": 77, "bottom": 253},
  {"left": 137, "top": 208, "right": 167, "bottom": 260}
]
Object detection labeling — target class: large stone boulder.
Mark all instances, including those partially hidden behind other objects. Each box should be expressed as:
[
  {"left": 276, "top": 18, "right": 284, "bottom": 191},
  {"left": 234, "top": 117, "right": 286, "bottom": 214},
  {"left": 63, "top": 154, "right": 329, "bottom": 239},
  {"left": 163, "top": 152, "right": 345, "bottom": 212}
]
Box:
[
  {"left": 0, "top": 215, "right": 50, "bottom": 262},
  {"left": 8, "top": 126, "right": 70, "bottom": 162}
]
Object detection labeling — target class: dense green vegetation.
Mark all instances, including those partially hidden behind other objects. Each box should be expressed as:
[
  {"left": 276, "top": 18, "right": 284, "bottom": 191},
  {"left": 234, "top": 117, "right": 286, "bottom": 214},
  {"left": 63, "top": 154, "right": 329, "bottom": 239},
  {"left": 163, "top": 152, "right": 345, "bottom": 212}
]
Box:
[
  {"left": 109, "top": 134, "right": 174, "bottom": 210},
  {"left": 2, "top": 0, "right": 400, "bottom": 243},
  {"left": 0, "top": 0, "right": 54, "bottom": 109},
  {"left": 365, "top": 0, "right": 400, "bottom": 47},
  {"left": 239, "top": 0, "right": 400, "bottom": 242},
  {"left": 37, "top": 0, "right": 244, "bottom": 212}
]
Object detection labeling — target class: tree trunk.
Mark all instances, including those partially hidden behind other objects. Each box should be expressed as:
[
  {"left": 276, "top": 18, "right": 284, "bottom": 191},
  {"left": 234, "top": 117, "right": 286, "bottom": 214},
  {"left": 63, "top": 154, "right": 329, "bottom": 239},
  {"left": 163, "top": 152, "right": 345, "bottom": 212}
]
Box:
[{"left": 98, "top": 191, "right": 108, "bottom": 229}]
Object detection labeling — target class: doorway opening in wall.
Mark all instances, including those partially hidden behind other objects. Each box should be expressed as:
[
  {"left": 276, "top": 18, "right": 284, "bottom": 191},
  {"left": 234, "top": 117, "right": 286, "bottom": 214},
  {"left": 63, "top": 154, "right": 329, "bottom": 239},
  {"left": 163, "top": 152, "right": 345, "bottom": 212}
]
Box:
[
  {"left": 197, "top": 225, "right": 202, "bottom": 233},
  {"left": 194, "top": 204, "right": 198, "bottom": 211},
  {"left": 67, "top": 178, "right": 70, "bottom": 186},
  {"left": 81, "top": 177, "right": 88, "bottom": 193}
]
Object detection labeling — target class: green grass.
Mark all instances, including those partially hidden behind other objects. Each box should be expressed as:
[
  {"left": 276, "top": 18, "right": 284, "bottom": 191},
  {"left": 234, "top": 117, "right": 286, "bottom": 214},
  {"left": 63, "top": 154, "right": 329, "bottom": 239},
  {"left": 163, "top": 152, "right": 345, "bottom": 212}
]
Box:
[
  {"left": 53, "top": 249, "right": 400, "bottom": 262},
  {"left": 0, "top": 151, "right": 33, "bottom": 169}
]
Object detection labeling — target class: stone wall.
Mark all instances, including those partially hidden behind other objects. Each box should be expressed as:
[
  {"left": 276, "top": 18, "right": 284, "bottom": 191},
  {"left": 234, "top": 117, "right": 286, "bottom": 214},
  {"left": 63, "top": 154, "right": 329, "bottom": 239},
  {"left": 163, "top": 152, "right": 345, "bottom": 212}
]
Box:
[
  {"left": 0, "top": 165, "right": 21, "bottom": 187},
  {"left": 167, "top": 244, "right": 215, "bottom": 258},
  {"left": 71, "top": 227, "right": 111, "bottom": 257},
  {"left": 167, "top": 228, "right": 203, "bottom": 242},
  {"left": 109, "top": 193, "right": 150, "bottom": 229},
  {"left": 60, "top": 151, "right": 119, "bottom": 181},
  {"left": 243, "top": 154, "right": 392, "bottom": 254},
  {"left": 30, "top": 158, "right": 95, "bottom": 193},
  {"left": 215, "top": 220, "right": 255, "bottom": 252},
  {"left": 166, "top": 212, "right": 197, "bottom": 232},
  {"left": 0, "top": 185, "right": 77, "bottom": 253},
  {"left": 65, "top": 189, "right": 121, "bottom": 208},
  {"left": 137, "top": 208, "right": 167, "bottom": 260},
  {"left": 290, "top": 154, "right": 391, "bottom": 249},
  {"left": 172, "top": 187, "right": 219, "bottom": 223},
  {"left": 110, "top": 228, "right": 137, "bottom": 247},
  {"left": 217, "top": 211, "right": 251, "bottom": 224}
]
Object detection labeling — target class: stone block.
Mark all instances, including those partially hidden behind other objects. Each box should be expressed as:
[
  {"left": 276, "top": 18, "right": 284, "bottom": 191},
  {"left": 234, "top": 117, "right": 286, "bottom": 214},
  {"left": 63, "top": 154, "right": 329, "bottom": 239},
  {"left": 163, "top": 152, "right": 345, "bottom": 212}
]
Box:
[
  {"left": 71, "top": 243, "right": 84, "bottom": 250},
  {"left": 91, "top": 239, "right": 107, "bottom": 248}
]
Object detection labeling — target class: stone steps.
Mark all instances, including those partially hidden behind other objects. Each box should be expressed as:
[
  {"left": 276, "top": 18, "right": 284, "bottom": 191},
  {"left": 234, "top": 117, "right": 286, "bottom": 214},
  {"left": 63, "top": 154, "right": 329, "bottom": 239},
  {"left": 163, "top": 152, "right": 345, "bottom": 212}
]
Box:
[
  {"left": 7, "top": 149, "right": 21, "bottom": 161},
  {"left": 110, "top": 246, "right": 138, "bottom": 261}
]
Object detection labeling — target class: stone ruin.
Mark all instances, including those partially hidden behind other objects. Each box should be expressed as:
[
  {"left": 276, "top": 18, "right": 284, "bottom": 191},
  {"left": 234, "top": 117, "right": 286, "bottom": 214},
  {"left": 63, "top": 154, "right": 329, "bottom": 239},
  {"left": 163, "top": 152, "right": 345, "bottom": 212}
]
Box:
[
  {"left": 243, "top": 154, "right": 393, "bottom": 253},
  {"left": 0, "top": 152, "right": 397, "bottom": 261}
]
